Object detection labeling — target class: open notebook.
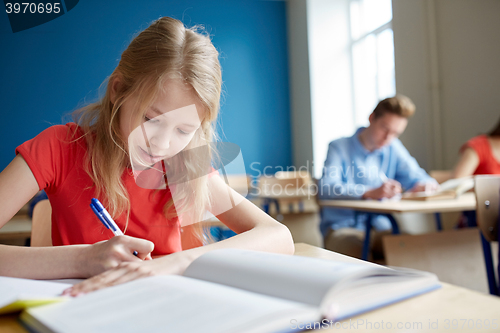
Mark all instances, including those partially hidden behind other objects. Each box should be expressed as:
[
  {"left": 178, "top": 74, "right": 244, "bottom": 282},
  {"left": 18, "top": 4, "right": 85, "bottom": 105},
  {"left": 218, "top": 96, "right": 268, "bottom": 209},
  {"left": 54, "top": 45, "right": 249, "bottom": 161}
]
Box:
[
  {"left": 0, "top": 277, "right": 78, "bottom": 314},
  {"left": 15, "top": 249, "right": 439, "bottom": 333},
  {"left": 402, "top": 176, "right": 474, "bottom": 201}
]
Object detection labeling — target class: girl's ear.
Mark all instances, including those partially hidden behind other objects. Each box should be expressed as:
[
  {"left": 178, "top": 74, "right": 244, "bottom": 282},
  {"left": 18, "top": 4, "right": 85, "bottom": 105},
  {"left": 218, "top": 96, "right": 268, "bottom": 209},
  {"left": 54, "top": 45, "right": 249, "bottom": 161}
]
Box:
[{"left": 109, "top": 76, "right": 123, "bottom": 105}]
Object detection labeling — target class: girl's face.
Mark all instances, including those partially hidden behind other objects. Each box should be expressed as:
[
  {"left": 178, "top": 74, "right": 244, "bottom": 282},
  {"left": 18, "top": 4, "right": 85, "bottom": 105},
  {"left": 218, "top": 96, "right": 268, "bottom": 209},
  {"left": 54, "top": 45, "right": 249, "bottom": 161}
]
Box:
[{"left": 119, "top": 79, "right": 205, "bottom": 168}]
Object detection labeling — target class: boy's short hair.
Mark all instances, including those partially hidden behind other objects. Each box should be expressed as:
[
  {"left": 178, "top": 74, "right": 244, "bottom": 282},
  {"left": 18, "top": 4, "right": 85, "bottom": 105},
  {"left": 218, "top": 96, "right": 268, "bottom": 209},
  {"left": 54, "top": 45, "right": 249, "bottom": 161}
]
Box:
[{"left": 372, "top": 95, "right": 416, "bottom": 119}]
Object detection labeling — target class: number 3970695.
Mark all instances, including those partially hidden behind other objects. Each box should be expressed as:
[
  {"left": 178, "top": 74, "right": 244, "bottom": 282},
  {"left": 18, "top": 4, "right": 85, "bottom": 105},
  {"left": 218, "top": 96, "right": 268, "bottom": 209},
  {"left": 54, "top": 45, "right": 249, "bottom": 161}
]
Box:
[{"left": 5, "top": 3, "right": 61, "bottom": 14}]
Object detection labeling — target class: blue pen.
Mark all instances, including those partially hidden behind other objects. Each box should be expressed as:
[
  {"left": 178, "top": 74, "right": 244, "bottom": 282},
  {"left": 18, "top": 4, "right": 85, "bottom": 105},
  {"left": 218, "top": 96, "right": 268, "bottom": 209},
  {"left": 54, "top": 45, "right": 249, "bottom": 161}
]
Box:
[{"left": 90, "top": 198, "right": 138, "bottom": 256}]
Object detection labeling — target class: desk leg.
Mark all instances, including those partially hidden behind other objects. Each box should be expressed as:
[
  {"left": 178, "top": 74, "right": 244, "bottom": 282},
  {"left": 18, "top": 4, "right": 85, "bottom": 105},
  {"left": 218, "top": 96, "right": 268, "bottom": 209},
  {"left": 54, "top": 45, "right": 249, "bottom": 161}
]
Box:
[
  {"left": 273, "top": 199, "right": 280, "bottom": 214},
  {"left": 262, "top": 198, "right": 270, "bottom": 214},
  {"left": 480, "top": 232, "right": 499, "bottom": 296},
  {"left": 384, "top": 214, "right": 400, "bottom": 235},
  {"left": 434, "top": 212, "right": 443, "bottom": 231},
  {"left": 498, "top": 221, "right": 500, "bottom": 296},
  {"left": 262, "top": 198, "right": 280, "bottom": 215},
  {"left": 362, "top": 214, "right": 373, "bottom": 261},
  {"left": 467, "top": 211, "right": 499, "bottom": 296}
]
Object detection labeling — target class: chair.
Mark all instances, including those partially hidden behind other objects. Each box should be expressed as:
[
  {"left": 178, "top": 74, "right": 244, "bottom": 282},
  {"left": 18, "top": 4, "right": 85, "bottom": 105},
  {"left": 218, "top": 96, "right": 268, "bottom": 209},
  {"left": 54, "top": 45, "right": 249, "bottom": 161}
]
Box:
[
  {"left": 257, "top": 172, "right": 322, "bottom": 247},
  {"left": 31, "top": 199, "right": 52, "bottom": 247},
  {"left": 474, "top": 175, "right": 500, "bottom": 295}
]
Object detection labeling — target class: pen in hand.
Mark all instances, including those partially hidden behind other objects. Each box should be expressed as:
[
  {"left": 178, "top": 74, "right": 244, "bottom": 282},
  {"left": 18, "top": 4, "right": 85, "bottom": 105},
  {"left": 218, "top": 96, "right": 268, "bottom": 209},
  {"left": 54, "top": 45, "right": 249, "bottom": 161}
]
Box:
[{"left": 90, "top": 198, "right": 139, "bottom": 257}]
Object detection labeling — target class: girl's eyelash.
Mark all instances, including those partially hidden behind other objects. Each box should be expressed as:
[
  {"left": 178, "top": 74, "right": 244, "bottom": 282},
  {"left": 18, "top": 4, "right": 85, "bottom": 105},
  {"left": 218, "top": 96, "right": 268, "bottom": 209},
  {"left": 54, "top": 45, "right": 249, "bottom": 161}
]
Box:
[
  {"left": 144, "top": 115, "right": 157, "bottom": 123},
  {"left": 178, "top": 129, "right": 189, "bottom": 135}
]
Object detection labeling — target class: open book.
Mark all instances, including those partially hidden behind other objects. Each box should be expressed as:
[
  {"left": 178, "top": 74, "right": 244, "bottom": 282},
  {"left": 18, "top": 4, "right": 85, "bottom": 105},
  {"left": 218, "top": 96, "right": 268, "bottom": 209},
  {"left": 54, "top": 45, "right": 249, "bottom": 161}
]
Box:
[
  {"left": 402, "top": 176, "right": 474, "bottom": 201},
  {"left": 17, "top": 249, "right": 440, "bottom": 333},
  {"left": 0, "top": 277, "right": 73, "bottom": 315}
]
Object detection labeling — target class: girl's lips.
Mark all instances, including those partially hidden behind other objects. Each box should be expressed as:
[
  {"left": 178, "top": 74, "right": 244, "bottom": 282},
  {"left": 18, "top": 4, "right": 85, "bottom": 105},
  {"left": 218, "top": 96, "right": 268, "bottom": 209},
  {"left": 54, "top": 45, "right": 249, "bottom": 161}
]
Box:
[{"left": 138, "top": 146, "right": 166, "bottom": 164}]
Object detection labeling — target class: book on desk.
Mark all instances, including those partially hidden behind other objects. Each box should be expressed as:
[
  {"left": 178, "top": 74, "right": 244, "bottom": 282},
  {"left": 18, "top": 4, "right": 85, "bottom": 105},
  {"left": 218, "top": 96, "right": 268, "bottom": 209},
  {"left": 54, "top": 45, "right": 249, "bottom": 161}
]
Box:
[
  {"left": 402, "top": 176, "right": 474, "bottom": 201},
  {"left": 1, "top": 248, "right": 440, "bottom": 333}
]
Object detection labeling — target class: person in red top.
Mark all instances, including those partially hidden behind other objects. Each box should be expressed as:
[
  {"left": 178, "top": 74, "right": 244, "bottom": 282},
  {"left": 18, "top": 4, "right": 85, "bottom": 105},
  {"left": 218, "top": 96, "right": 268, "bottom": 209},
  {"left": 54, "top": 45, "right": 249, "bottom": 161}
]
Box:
[
  {"left": 0, "top": 17, "right": 294, "bottom": 295},
  {"left": 452, "top": 117, "right": 500, "bottom": 177},
  {"left": 16, "top": 123, "right": 183, "bottom": 256}
]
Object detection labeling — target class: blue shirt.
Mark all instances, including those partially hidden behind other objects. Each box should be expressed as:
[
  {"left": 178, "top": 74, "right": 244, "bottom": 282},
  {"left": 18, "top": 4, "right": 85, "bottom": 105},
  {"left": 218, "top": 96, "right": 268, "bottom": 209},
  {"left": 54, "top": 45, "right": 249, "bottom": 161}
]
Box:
[{"left": 318, "top": 127, "right": 434, "bottom": 235}]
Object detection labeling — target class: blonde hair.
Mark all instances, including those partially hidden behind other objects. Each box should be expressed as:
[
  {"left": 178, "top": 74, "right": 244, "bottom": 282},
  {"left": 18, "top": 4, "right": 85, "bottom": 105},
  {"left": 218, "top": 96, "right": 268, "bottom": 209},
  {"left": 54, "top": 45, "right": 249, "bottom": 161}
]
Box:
[{"left": 73, "top": 17, "right": 222, "bottom": 243}]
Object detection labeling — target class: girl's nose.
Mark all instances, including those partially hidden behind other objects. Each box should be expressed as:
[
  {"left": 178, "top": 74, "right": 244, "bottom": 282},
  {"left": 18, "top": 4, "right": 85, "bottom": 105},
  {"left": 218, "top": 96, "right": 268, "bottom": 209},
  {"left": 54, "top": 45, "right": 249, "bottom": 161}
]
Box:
[{"left": 149, "top": 129, "right": 171, "bottom": 151}]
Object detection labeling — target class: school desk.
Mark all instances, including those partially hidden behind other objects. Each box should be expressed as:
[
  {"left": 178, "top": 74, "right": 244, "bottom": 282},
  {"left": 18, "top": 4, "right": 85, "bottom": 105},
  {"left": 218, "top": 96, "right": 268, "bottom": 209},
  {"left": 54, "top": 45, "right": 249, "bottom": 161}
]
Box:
[
  {"left": 318, "top": 192, "right": 477, "bottom": 260},
  {"left": 318, "top": 192, "right": 499, "bottom": 296},
  {"left": 294, "top": 243, "right": 500, "bottom": 333},
  {"left": 2, "top": 243, "right": 499, "bottom": 333}
]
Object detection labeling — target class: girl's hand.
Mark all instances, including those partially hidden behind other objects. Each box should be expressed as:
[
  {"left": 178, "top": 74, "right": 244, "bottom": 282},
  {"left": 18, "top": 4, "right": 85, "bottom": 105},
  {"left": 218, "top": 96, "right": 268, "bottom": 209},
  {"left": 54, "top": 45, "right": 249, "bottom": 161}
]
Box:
[
  {"left": 78, "top": 235, "right": 154, "bottom": 278},
  {"left": 64, "top": 251, "right": 189, "bottom": 296}
]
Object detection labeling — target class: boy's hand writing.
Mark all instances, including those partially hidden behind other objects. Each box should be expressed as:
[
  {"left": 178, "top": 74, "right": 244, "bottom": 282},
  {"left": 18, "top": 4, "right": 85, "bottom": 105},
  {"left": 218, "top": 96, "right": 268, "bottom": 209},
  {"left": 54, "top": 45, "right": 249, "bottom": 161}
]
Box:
[{"left": 362, "top": 180, "right": 402, "bottom": 200}]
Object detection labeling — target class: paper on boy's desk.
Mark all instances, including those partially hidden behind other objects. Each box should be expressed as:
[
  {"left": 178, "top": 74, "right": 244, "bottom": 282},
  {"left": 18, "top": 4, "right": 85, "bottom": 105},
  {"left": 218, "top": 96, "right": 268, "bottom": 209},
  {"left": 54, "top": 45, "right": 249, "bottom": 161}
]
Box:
[
  {"left": 0, "top": 276, "right": 73, "bottom": 314},
  {"left": 402, "top": 176, "right": 474, "bottom": 201}
]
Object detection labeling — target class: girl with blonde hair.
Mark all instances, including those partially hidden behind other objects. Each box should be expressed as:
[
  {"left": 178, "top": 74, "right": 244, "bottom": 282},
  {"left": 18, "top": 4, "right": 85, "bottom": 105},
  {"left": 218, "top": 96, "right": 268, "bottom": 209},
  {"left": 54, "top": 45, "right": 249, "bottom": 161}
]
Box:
[{"left": 0, "top": 17, "right": 294, "bottom": 294}]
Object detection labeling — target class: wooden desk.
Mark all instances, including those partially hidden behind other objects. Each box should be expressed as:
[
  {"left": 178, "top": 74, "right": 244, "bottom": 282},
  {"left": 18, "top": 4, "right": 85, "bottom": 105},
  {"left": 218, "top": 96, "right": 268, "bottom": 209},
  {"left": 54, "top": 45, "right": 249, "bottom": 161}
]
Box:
[
  {"left": 294, "top": 243, "right": 500, "bottom": 333},
  {"left": 1, "top": 243, "right": 500, "bottom": 333},
  {"left": 318, "top": 192, "right": 476, "bottom": 214},
  {"left": 318, "top": 193, "right": 500, "bottom": 295},
  {"left": 319, "top": 193, "right": 477, "bottom": 260},
  {"left": 257, "top": 191, "right": 322, "bottom": 246}
]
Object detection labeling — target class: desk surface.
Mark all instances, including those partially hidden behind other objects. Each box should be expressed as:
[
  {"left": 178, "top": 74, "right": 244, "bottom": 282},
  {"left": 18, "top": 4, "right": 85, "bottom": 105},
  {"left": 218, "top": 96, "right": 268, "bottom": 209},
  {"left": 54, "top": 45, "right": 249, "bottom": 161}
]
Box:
[
  {"left": 294, "top": 243, "right": 500, "bottom": 333},
  {"left": 2, "top": 242, "right": 499, "bottom": 333},
  {"left": 319, "top": 192, "right": 476, "bottom": 214}
]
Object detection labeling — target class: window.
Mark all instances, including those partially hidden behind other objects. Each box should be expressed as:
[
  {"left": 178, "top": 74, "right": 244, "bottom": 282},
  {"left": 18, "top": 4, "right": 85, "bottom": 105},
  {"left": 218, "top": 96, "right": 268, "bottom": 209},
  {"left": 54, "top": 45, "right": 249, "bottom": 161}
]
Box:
[
  {"left": 307, "top": 0, "right": 395, "bottom": 177},
  {"left": 350, "top": 0, "right": 396, "bottom": 127}
]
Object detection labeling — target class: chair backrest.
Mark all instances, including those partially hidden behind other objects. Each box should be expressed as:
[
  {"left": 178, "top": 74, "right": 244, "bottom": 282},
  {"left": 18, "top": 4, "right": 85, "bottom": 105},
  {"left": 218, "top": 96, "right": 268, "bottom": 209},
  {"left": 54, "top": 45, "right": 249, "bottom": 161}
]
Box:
[
  {"left": 474, "top": 175, "right": 500, "bottom": 242},
  {"left": 31, "top": 199, "right": 52, "bottom": 247}
]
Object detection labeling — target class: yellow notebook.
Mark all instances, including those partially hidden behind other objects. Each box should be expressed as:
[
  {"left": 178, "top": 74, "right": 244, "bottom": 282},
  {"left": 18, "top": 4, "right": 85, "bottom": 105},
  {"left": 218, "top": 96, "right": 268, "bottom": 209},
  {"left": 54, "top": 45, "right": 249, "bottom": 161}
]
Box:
[{"left": 0, "top": 276, "right": 72, "bottom": 314}]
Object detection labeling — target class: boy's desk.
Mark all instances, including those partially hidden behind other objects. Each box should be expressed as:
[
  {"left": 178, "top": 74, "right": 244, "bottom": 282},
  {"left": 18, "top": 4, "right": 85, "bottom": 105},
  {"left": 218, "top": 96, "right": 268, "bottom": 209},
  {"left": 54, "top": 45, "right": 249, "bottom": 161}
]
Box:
[
  {"left": 318, "top": 192, "right": 478, "bottom": 261},
  {"left": 2, "top": 243, "right": 499, "bottom": 333},
  {"left": 318, "top": 192, "right": 476, "bottom": 214}
]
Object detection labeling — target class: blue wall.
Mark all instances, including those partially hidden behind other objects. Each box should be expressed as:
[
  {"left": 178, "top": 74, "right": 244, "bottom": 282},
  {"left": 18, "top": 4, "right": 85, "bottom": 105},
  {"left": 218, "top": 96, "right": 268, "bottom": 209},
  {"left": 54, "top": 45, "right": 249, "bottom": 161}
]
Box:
[{"left": 0, "top": 0, "right": 291, "bottom": 177}]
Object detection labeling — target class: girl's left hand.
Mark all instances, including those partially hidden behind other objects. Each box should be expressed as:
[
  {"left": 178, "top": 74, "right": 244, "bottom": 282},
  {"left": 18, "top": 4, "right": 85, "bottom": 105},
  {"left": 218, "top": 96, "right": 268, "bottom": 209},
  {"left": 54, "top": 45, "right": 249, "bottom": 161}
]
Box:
[{"left": 63, "top": 252, "right": 190, "bottom": 296}]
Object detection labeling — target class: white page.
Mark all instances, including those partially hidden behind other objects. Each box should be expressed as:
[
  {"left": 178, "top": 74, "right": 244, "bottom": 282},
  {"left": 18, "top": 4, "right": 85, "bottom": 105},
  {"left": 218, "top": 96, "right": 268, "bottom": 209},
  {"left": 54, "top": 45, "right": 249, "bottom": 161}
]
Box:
[
  {"left": 0, "top": 276, "right": 72, "bottom": 308},
  {"left": 439, "top": 176, "right": 473, "bottom": 192},
  {"left": 23, "top": 275, "right": 319, "bottom": 333},
  {"left": 183, "top": 249, "right": 390, "bottom": 307},
  {"left": 324, "top": 273, "right": 440, "bottom": 320}
]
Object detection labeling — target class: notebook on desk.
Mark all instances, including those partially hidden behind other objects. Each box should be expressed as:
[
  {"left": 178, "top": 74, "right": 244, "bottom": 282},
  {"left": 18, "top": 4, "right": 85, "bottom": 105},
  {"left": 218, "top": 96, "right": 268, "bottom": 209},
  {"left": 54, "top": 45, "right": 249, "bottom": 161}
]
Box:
[
  {"left": 12, "top": 248, "right": 440, "bottom": 333},
  {"left": 402, "top": 176, "right": 474, "bottom": 201},
  {"left": 0, "top": 277, "right": 75, "bottom": 315}
]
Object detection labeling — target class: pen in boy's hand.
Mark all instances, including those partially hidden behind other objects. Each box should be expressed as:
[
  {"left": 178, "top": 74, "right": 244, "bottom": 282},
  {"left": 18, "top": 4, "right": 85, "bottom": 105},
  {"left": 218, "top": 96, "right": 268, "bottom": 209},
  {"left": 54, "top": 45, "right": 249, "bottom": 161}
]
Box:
[{"left": 90, "top": 198, "right": 139, "bottom": 257}]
